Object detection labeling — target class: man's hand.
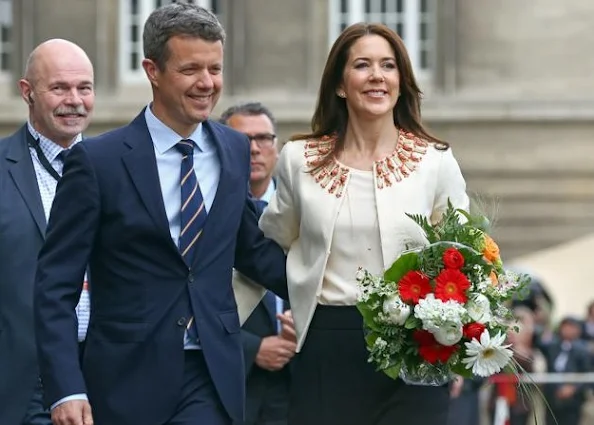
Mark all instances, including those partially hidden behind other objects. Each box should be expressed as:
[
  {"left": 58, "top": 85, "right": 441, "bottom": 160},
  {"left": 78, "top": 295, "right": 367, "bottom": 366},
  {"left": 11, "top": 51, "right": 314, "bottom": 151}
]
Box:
[
  {"left": 51, "top": 399, "right": 93, "bottom": 425},
  {"left": 255, "top": 335, "right": 296, "bottom": 371},
  {"left": 449, "top": 376, "right": 464, "bottom": 399},
  {"left": 277, "top": 310, "right": 296, "bottom": 344}
]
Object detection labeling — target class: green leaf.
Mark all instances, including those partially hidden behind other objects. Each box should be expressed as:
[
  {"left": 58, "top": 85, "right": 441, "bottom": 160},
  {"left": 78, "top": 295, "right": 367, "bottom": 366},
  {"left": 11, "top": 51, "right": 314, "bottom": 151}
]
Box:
[
  {"left": 384, "top": 252, "right": 420, "bottom": 283},
  {"left": 404, "top": 316, "right": 420, "bottom": 329},
  {"left": 356, "top": 303, "right": 380, "bottom": 332},
  {"left": 382, "top": 363, "right": 401, "bottom": 380},
  {"left": 451, "top": 362, "right": 473, "bottom": 378},
  {"left": 365, "top": 332, "right": 379, "bottom": 347}
]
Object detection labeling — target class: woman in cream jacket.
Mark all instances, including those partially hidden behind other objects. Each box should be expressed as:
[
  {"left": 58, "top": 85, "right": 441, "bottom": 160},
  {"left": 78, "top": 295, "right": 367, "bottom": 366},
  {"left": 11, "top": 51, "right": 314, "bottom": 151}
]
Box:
[{"left": 260, "top": 23, "right": 469, "bottom": 425}]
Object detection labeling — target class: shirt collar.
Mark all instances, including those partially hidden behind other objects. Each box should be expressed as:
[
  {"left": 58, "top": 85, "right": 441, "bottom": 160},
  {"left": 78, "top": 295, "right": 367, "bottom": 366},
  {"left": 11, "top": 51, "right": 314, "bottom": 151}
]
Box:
[
  {"left": 259, "top": 178, "right": 276, "bottom": 203},
  {"left": 144, "top": 104, "right": 209, "bottom": 154},
  {"left": 27, "top": 121, "right": 82, "bottom": 162}
]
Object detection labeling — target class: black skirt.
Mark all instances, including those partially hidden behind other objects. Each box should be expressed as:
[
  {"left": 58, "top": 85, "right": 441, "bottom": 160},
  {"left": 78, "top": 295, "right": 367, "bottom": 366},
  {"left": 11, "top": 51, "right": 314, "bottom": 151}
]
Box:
[{"left": 288, "top": 305, "right": 450, "bottom": 425}]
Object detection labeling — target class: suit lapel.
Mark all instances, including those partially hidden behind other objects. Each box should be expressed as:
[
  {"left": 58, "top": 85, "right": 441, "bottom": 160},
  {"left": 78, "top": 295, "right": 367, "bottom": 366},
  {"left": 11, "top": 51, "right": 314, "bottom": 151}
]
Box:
[
  {"left": 6, "top": 126, "right": 46, "bottom": 237},
  {"left": 121, "top": 111, "right": 179, "bottom": 253}
]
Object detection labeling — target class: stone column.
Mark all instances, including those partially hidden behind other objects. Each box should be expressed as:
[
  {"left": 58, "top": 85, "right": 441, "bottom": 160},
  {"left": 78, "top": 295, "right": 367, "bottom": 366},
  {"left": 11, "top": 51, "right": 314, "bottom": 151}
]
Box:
[
  {"left": 433, "top": 0, "right": 458, "bottom": 95},
  {"left": 95, "top": 0, "right": 119, "bottom": 94},
  {"left": 10, "top": 0, "right": 36, "bottom": 94},
  {"left": 221, "top": 0, "right": 247, "bottom": 96},
  {"left": 11, "top": 0, "right": 100, "bottom": 93}
]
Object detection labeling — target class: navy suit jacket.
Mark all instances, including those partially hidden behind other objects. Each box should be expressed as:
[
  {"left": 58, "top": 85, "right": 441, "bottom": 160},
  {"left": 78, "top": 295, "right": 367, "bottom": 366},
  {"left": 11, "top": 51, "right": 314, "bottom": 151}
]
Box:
[
  {"left": 0, "top": 125, "right": 48, "bottom": 425},
  {"left": 34, "top": 110, "right": 288, "bottom": 425}
]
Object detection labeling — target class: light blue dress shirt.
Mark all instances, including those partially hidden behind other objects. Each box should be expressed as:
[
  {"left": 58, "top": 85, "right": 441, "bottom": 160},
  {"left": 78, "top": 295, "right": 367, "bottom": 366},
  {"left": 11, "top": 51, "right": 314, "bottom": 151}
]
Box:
[
  {"left": 145, "top": 105, "right": 220, "bottom": 349},
  {"left": 145, "top": 105, "right": 220, "bottom": 244}
]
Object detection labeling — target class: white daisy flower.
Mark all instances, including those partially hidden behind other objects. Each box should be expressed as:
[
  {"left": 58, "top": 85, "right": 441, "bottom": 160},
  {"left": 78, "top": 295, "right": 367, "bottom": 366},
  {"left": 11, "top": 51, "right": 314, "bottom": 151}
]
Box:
[{"left": 462, "top": 330, "right": 513, "bottom": 377}]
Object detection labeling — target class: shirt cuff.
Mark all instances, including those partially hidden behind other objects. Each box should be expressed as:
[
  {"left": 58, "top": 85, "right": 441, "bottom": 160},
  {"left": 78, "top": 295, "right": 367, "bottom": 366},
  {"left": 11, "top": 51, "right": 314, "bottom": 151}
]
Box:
[{"left": 51, "top": 394, "right": 88, "bottom": 410}]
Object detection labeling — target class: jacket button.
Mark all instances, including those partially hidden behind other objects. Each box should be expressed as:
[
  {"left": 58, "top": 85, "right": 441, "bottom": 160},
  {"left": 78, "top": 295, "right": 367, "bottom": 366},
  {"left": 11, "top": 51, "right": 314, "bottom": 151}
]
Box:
[
  {"left": 188, "top": 273, "right": 194, "bottom": 283},
  {"left": 177, "top": 317, "right": 187, "bottom": 327}
]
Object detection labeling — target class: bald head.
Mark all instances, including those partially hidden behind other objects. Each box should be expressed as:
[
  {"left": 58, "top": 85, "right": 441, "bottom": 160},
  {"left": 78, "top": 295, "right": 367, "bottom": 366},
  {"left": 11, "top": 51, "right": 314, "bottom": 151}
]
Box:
[
  {"left": 19, "top": 38, "right": 95, "bottom": 148},
  {"left": 24, "top": 39, "right": 93, "bottom": 84}
]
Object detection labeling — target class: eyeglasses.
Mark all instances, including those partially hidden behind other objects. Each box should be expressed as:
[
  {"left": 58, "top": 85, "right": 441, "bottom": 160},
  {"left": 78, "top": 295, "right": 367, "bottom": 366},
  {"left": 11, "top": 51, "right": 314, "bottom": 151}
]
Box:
[{"left": 246, "top": 133, "right": 276, "bottom": 148}]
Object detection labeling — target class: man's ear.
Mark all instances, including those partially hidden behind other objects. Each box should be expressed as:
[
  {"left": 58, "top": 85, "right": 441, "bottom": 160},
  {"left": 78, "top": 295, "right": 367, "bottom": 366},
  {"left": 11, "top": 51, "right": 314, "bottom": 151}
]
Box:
[
  {"left": 142, "top": 58, "right": 160, "bottom": 88},
  {"left": 18, "top": 79, "right": 34, "bottom": 106}
]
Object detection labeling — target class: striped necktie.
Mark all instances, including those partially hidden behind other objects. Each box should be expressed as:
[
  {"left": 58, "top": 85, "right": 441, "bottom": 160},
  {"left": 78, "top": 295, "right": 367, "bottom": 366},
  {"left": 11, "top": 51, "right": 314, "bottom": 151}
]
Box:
[
  {"left": 174, "top": 139, "right": 208, "bottom": 344},
  {"left": 174, "top": 139, "right": 207, "bottom": 263}
]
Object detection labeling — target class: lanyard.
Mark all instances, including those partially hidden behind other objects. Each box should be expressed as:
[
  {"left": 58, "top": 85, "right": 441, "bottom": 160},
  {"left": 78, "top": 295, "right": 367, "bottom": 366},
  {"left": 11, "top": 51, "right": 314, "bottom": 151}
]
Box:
[{"left": 26, "top": 129, "right": 62, "bottom": 181}]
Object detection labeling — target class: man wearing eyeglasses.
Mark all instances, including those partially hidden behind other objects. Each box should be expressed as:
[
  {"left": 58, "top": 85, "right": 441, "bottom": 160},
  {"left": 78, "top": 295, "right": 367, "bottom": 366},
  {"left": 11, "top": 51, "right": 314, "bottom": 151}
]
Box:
[{"left": 220, "top": 102, "right": 294, "bottom": 425}]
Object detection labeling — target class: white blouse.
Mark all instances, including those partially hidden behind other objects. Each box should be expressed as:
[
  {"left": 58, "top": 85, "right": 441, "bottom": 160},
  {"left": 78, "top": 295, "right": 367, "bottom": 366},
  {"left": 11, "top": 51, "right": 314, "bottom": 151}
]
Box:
[{"left": 320, "top": 168, "right": 383, "bottom": 305}]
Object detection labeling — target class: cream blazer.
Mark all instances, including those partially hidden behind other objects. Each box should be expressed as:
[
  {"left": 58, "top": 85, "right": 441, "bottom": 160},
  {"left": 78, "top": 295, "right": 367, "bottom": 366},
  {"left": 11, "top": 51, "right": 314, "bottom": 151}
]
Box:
[{"left": 259, "top": 134, "right": 470, "bottom": 351}]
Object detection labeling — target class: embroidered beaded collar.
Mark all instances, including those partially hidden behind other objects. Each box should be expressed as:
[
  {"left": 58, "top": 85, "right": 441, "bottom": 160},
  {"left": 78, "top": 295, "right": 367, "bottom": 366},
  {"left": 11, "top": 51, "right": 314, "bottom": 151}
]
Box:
[{"left": 304, "top": 131, "right": 429, "bottom": 197}]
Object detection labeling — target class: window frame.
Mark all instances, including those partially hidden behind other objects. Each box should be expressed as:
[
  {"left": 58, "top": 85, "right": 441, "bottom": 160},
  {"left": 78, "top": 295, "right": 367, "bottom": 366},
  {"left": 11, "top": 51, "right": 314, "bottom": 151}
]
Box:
[
  {"left": 118, "top": 0, "right": 216, "bottom": 83},
  {"left": 0, "top": 0, "right": 13, "bottom": 80},
  {"left": 328, "top": 0, "right": 432, "bottom": 81}
]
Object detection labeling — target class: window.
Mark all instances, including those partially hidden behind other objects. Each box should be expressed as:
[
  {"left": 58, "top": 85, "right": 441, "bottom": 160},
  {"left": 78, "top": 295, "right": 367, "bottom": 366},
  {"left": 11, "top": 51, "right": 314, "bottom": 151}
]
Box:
[
  {"left": 119, "top": 0, "right": 220, "bottom": 82},
  {"left": 329, "top": 0, "right": 432, "bottom": 79},
  {"left": 0, "top": 0, "right": 12, "bottom": 78}
]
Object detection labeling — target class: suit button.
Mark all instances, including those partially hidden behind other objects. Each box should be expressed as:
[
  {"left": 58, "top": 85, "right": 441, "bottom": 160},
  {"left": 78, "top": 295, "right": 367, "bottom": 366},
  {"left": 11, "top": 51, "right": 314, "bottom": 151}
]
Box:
[
  {"left": 188, "top": 273, "right": 194, "bottom": 283},
  {"left": 177, "top": 317, "right": 187, "bottom": 327}
]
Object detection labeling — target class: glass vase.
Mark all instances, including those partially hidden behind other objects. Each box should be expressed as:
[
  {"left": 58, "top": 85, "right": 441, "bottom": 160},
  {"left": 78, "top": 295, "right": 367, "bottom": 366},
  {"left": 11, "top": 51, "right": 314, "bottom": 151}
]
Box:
[{"left": 399, "top": 363, "right": 452, "bottom": 386}]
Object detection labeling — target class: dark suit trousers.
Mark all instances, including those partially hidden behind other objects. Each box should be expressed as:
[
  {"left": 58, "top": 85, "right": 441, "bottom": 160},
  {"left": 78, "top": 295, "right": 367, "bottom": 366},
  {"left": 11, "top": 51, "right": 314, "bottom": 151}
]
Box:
[
  {"left": 167, "top": 351, "right": 231, "bottom": 425},
  {"left": 245, "top": 367, "right": 289, "bottom": 425},
  {"left": 289, "top": 305, "right": 449, "bottom": 425},
  {"left": 20, "top": 379, "right": 51, "bottom": 425}
]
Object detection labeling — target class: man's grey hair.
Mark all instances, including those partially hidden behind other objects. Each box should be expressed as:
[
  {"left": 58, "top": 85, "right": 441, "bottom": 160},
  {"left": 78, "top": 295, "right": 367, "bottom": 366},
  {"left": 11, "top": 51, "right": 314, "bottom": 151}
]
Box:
[
  {"left": 218, "top": 102, "right": 277, "bottom": 130},
  {"left": 143, "top": 1, "right": 225, "bottom": 70}
]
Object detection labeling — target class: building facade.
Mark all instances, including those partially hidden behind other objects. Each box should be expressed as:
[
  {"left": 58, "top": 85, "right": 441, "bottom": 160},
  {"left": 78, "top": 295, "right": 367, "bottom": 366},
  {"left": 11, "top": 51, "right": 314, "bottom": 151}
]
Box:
[{"left": 2, "top": 0, "right": 594, "bottom": 260}]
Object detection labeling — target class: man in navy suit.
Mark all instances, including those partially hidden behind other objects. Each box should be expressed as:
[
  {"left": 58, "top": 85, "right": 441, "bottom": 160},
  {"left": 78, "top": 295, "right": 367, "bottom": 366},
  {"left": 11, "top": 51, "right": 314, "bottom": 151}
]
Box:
[
  {"left": 220, "top": 102, "right": 295, "bottom": 425},
  {"left": 0, "top": 39, "right": 94, "bottom": 425},
  {"left": 34, "top": 4, "right": 287, "bottom": 425}
]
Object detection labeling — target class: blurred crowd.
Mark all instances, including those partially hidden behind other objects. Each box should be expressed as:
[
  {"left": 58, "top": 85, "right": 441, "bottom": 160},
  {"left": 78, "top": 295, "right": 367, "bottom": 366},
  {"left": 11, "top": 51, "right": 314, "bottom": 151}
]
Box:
[{"left": 447, "top": 276, "right": 594, "bottom": 425}]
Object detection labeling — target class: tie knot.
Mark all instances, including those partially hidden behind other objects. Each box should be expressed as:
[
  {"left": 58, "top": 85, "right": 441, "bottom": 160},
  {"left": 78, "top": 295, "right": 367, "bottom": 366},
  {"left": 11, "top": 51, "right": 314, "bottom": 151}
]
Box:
[
  {"left": 175, "top": 139, "right": 195, "bottom": 157},
  {"left": 57, "top": 149, "right": 71, "bottom": 163}
]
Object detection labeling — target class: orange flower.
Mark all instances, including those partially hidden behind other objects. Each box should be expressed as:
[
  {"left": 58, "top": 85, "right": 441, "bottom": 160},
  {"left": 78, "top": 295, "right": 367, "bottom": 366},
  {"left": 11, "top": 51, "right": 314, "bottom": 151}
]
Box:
[
  {"left": 489, "top": 271, "right": 498, "bottom": 285},
  {"left": 482, "top": 234, "right": 500, "bottom": 263}
]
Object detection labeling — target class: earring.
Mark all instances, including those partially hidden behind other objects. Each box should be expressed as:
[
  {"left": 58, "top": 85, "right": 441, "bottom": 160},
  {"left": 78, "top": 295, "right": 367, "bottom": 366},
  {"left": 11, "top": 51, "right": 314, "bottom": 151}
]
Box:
[{"left": 337, "top": 91, "right": 346, "bottom": 98}]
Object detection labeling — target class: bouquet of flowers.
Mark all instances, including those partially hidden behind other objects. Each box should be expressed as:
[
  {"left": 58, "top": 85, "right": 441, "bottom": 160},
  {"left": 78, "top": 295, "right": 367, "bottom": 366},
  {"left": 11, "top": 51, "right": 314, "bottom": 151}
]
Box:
[{"left": 356, "top": 201, "right": 530, "bottom": 386}]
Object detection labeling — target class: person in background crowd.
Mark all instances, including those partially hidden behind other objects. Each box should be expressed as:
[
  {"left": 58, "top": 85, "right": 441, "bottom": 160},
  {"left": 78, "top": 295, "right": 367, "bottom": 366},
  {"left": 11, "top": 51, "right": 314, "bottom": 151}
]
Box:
[
  {"left": 490, "top": 305, "right": 540, "bottom": 425},
  {"left": 543, "top": 316, "right": 591, "bottom": 425},
  {"left": 581, "top": 301, "right": 594, "bottom": 356},
  {"left": 220, "top": 101, "right": 294, "bottom": 425},
  {"left": 0, "top": 38, "right": 94, "bottom": 425},
  {"left": 446, "top": 376, "right": 484, "bottom": 425}
]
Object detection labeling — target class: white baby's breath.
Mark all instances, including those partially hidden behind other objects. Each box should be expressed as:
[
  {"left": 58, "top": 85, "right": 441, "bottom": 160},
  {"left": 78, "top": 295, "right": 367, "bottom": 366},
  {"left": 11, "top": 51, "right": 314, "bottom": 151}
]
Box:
[{"left": 414, "top": 294, "right": 466, "bottom": 333}]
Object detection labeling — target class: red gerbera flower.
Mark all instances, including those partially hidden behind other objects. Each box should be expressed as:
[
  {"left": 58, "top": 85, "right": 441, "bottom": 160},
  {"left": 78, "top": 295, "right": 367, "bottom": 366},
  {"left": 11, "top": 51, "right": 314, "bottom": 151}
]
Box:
[
  {"left": 434, "top": 269, "right": 471, "bottom": 303},
  {"left": 413, "top": 330, "right": 458, "bottom": 364},
  {"left": 398, "top": 271, "right": 432, "bottom": 304}
]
